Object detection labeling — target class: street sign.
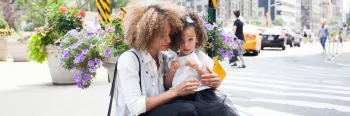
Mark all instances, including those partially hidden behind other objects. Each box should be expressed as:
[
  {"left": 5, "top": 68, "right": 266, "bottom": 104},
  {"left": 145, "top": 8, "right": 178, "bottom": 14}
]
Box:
[{"left": 96, "top": 0, "right": 111, "bottom": 23}]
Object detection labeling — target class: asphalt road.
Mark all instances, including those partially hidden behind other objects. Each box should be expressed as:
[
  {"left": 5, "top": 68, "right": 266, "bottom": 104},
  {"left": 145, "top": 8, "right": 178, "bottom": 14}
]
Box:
[{"left": 0, "top": 43, "right": 349, "bottom": 116}]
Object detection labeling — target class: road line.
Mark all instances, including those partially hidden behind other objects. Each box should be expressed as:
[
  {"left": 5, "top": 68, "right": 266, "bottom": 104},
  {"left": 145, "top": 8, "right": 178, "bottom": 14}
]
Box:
[
  {"left": 223, "top": 80, "right": 350, "bottom": 95},
  {"left": 221, "top": 85, "right": 350, "bottom": 102},
  {"left": 234, "top": 105, "right": 300, "bottom": 116},
  {"left": 225, "top": 75, "right": 350, "bottom": 91},
  {"left": 247, "top": 98, "right": 350, "bottom": 113}
]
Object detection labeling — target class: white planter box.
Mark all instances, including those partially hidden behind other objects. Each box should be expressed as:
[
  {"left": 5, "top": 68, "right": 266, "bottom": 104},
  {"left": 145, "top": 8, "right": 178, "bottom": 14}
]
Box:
[
  {"left": 102, "top": 56, "right": 119, "bottom": 82},
  {"left": 0, "top": 37, "right": 8, "bottom": 61},
  {"left": 46, "top": 45, "right": 79, "bottom": 85},
  {"left": 7, "top": 40, "right": 29, "bottom": 62}
]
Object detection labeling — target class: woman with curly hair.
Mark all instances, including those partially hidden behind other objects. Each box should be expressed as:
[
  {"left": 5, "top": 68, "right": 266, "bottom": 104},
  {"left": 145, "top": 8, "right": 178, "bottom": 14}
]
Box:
[{"left": 112, "top": 2, "right": 222, "bottom": 116}]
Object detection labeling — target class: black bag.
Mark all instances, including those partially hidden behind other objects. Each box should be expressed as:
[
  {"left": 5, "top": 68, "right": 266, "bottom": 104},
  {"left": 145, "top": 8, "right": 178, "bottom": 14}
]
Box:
[
  {"left": 107, "top": 51, "right": 142, "bottom": 116},
  {"left": 229, "top": 49, "right": 239, "bottom": 63}
]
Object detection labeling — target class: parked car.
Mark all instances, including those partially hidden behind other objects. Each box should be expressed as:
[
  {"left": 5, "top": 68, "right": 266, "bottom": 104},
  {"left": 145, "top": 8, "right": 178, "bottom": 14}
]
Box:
[
  {"left": 282, "top": 28, "right": 302, "bottom": 47},
  {"left": 261, "top": 28, "right": 287, "bottom": 50},
  {"left": 243, "top": 25, "right": 261, "bottom": 56}
]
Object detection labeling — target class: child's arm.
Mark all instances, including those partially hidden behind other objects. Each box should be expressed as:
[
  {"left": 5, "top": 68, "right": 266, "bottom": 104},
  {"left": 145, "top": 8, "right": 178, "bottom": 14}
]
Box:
[{"left": 164, "top": 60, "right": 180, "bottom": 89}]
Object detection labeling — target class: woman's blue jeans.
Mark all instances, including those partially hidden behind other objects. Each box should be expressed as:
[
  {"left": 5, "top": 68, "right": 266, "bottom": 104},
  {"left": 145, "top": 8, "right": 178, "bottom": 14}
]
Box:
[{"left": 320, "top": 36, "right": 327, "bottom": 49}]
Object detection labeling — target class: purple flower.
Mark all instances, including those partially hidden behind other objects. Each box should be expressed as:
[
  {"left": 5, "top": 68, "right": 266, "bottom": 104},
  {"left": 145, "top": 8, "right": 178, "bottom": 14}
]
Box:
[
  {"left": 201, "top": 18, "right": 207, "bottom": 25},
  {"left": 71, "top": 64, "right": 76, "bottom": 72},
  {"left": 83, "top": 74, "right": 91, "bottom": 81},
  {"left": 206, "top": 24, "right": 215, "bottom": 30},
  {"left": 56, "top": 46, "right": 62, "bottom": 50},
  {"left": 89, "top": 67, "right": 97, "bottom": 73},
  {"left": 80, "top": 69, "right": 85, "bottom": 73},
  {"left": 86, "top": 18, "right": 102, "bottom": 34},
  {"left": 106, "top": 27, "right": 112, "bottom": 33},
  {"left": 79, "top": 55, "right": 86, "bottom": 62},
  {"left": 95, "top": 58, "right": 101, "bottom": 65},
  {"left": 77, "top": 39, "right": 83, "bottom": 46},
  {"left": 62, "top": 51, "right": 70, "bottom": 59},
  {"left": 76, "top": 81, "right": 83, "bottom": 88},
  {"left": 105, "top": 49, "right": 111, "bottom": 57},
  {"left": 82, "top": 49, "right": 89, "bottom": 55},
  {"left": 198, "top": 12, "right": 204, "bottom": 17},
  {"left": 71, "top": 43, "right": 79, "bottom": 49},
  {"left": 68, "top": 29, "right": 78, "bottom": 36},
  {"left": 218, "top": 48, "right": 225, "bottom": 56},
  {"left": 85, "top": 33, "right": 95, "bottom": 39},
  {"left": 74, "top": 54, "right": 85, "bottom": 63},
  {"left": 88, "top": 60, "right": 95, "bottom": 67},
  {"left": 74, "top": 74, "right": 81, "bottom": 82}
]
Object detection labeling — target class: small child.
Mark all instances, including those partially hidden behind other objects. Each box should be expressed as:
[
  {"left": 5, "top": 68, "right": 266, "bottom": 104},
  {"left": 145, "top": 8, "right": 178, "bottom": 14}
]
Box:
[{"left": 165, "top": 10, "right": 238, "bottom": 116}]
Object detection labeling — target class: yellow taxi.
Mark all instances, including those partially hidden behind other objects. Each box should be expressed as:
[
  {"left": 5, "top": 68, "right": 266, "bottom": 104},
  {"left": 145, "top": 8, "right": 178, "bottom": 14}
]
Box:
[{"left": 243, "top": 25, "right": 262, "bottom": 56}]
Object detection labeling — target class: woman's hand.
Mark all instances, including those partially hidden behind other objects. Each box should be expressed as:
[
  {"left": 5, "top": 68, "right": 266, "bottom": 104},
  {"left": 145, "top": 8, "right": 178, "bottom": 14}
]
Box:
[
  {"left": 201, "top": 66, "right": 221, "bottom": 88},
  {"left": 171, "top": 79, "right": 200, "bottom": 97}
]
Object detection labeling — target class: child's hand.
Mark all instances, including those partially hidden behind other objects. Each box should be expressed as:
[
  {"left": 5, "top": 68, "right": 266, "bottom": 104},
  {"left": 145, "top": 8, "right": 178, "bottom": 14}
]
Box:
[
  {"left": 186, "top": 59, "right": 198, "bottom": 69},
  {"left": 170, "top": 60, "right": 180, "bottom": 72}
]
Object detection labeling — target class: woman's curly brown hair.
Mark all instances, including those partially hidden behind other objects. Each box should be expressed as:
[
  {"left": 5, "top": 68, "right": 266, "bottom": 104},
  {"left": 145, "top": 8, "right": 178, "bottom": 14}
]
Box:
[
  {"left": 170, "top": 9, "right": 208, "bottom": 51},
  {"left": 123, "top": 2, "right": 183, "bottom": 51}
]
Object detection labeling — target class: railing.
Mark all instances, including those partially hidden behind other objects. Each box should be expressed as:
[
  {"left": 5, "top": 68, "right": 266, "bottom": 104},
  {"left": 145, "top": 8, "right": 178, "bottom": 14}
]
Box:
[{"left": 326, "top": 34, "right": 344, "bottom": 61}]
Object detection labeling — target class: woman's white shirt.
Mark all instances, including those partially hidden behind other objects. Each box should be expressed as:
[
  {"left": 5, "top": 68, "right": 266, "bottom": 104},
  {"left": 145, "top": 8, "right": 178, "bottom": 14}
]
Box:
[
  {"left": 167, "top": 50, "right": 214, "bottom": 91},
  {"left": 115, "top": 50, "right": 167, "bottom": 116}
]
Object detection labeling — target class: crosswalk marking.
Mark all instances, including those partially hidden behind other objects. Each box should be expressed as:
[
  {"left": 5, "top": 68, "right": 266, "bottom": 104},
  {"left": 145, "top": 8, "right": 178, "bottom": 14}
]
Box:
[
  {"left": 283, "top": 67, "right": 349, "bottom": 77},
  {"left": 221, "top": 85, "right": 350, "bottom": 101},
  {"left": 249, "top": 98, "right": 350, "bottom": 113},
  {"left": 234, "top": 105, "right": 301, "bottom": 116},
  {"left": 223, "top": 80, "right": 350, "bottom": 95},
  {"left": 225, "top": 74, "right": 350, "bottom": 91}
]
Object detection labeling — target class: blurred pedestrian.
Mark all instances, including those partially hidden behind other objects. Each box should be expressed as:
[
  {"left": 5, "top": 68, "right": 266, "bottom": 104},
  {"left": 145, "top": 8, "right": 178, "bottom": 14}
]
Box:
[
  {"left": 231, "top": 10, "right": 246, "bottom": 68},
  {"left": 318, "top": 22, "right": 329, "bottom": 53}
]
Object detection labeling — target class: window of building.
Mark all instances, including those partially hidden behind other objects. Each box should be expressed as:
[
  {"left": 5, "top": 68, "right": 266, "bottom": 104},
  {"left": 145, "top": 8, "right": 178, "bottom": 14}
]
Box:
[{"left": 197, "top": 5, "right": 202, "bottom": 12}]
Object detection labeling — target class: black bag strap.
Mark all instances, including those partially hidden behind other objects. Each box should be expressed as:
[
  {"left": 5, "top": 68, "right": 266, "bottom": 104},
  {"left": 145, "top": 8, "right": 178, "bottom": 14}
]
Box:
[{"left": 107, "top": 51, "right": 142, "bottom": 116}]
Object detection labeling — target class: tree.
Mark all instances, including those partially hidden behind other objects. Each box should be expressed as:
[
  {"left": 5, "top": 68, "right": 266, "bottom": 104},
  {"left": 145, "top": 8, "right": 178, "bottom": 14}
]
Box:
[{"left": 272, "top": 18, "right": 284, "bottom": 26}]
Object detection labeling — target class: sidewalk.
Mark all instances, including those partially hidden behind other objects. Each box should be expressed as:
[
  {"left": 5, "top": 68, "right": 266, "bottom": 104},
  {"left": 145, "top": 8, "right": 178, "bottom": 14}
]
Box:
[{"left": 0, "top": 61, "right": 112, "bottom": 116}]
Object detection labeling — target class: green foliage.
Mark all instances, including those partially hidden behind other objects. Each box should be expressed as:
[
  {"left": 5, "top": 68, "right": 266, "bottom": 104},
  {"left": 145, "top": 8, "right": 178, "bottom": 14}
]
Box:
[
  {"left": 100, "top": 18, "right": 129, "bottom": 57},
  {"left": 329, "top": 31, "right": 336, "bottom": 37},
  {"left": 0, "top": 16, "right": 8, "bottom": 29},
  {"left": 27, "top": 30, "right": 52, "bottom": 63},
  {"left": 272, "top": 18, "right": 284, "bottom": 26}
]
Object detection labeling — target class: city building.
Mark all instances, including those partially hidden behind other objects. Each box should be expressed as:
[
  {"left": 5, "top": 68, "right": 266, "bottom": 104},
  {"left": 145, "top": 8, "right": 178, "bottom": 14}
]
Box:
[
  {"left": 170, "top": 0, "right": 258, "bottom": 21},
  {"left": 258, "top": 0, "right": 302, "bottom": 30}
]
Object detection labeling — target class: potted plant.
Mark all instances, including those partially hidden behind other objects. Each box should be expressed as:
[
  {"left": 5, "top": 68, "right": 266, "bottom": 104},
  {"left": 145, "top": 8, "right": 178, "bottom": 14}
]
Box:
[
  {"left": 200, "top": 13, "right": 234, "bottom": 61},
  {"left": 0, "top": 29, "right": 13, "bottom": 61},
  {"left": 27, "top": 1, "right": 85, "bottom": 85},
  {"left": 57, "top": 18, "right": 115, "bottom": 89},
  {"left": 0, "top": 16, "right": 10, "bottom": 61},
  {"left": 100, "top": 13, "right": 129, "bottom": 82},
  {"left": 6, "top": 32, "right": 32, "bottom": 62}
]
